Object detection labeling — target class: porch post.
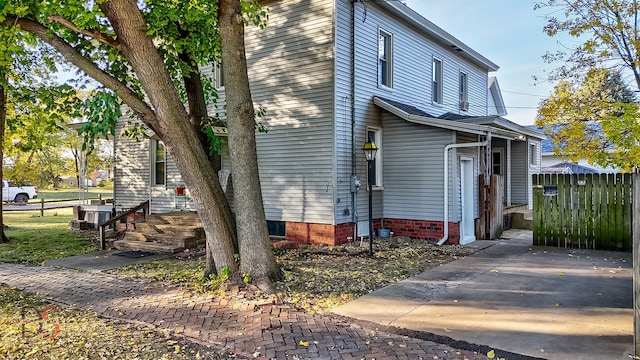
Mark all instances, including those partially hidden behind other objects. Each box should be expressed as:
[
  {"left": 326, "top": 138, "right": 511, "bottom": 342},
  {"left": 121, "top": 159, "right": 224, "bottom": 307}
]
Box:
[{"left": 506, "top": 139, "right": 512, "bottom": 206}]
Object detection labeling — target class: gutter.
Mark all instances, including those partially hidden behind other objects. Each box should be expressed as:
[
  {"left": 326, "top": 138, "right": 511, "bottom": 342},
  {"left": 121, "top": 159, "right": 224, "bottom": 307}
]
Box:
[{"left": 436, "top": 134, "right": 491, "bottom": 246}]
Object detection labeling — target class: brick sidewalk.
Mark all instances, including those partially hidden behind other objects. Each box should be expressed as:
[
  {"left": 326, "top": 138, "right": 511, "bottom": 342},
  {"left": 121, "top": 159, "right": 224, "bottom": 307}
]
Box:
[{"left": 0, "top": 264, "right": 492, "bottom": 360}]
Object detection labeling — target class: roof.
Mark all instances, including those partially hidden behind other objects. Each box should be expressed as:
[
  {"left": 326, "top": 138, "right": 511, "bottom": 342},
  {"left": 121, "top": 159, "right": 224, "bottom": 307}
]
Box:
[
  {"left": 529, "top": 123, "right": 610, "bottom": 154},
  {"left": 373, "top": 96, "right": 525, "bottom": 140},
  {"left": 375, "top": 2, "right": 499, "bottom": 72},
  {"left": 542, "top": 162, "right": 599, "bottom": 174}
]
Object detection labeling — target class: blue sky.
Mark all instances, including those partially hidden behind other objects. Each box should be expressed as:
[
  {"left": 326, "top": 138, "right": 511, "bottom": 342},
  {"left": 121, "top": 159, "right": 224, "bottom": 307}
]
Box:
[{"left": 404, "top": 0, "right": 568, "bottom": 125}]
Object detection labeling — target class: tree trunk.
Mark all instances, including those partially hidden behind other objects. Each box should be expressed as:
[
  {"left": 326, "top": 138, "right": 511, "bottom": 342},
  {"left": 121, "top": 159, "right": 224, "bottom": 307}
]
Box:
[
  {"left": 181, "top": 53, "right": 238, "bottom": 264},
  {"left": 219, "top": 0, "right": 282, "bottom": 288},
  {"left": 0, "top": 77, "right": 9, "bottom": 243},
  {"left": 99, "top": 0, "right": 236, "bottom": 276}
]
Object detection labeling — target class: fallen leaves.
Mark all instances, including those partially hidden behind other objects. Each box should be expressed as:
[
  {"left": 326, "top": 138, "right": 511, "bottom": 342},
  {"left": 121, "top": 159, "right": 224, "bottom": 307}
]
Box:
[{"left": 0, "top": 286, "right": 243, "bottom": 359}]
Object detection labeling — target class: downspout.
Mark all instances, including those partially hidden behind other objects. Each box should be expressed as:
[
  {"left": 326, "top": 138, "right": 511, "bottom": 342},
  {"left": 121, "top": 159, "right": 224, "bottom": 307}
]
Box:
[
  {"left": 351, "top": 0, "right": 358, "bottom": 240},
  {"left": 437, "top": 133, "right": 491, "bottom": 246}
]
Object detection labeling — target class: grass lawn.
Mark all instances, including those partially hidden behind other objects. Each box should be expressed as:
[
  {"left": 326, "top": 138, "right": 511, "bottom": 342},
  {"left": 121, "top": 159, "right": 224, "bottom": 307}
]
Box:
[
  {"left": 37, "top": 187, "right": 113, "bottom": 202},
  {"left": 1, "top": 208, "right": 99, "bottom": 264}
]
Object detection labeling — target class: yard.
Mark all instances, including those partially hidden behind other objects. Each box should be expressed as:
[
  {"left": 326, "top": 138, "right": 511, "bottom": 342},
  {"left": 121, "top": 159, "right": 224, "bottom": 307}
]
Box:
[{"left": 0, "top": 207, "right": 478, "bottom": 358}]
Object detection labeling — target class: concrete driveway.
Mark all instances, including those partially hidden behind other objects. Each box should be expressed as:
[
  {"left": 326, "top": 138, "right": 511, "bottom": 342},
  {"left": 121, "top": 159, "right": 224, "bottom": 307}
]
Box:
[{"left": 333, "top": 230, "right": 634, "bottom": 360}]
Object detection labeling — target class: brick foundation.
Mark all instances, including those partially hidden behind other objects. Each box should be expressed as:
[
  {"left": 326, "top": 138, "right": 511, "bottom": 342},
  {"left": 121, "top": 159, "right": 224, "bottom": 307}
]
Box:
[{"left": 284, "top": 218, "right": 460, "bottom": 246}]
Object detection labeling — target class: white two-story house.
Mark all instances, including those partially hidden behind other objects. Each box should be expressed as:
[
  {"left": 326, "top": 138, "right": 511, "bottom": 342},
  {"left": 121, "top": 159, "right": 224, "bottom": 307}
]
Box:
[{"left": 113, "top": 0, "right": 543, "bottom": 246}]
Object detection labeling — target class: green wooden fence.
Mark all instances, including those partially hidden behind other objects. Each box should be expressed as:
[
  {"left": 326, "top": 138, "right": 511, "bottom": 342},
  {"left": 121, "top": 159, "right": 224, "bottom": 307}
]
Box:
[{"left": 533, "top": 173, "right": 633, "bottom": 251}]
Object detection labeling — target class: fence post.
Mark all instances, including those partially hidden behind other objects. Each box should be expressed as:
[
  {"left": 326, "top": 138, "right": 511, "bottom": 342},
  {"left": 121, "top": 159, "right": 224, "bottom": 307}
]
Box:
[
  {"left": 633, "top": 173, "right": 639, "bottom": 357},
  {"left": 40, "top": 198, "right": 44, "bottom": 217}
]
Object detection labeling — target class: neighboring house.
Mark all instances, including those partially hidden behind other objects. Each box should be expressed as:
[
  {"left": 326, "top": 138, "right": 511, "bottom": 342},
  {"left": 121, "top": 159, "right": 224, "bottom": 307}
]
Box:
[
  {"left": 541, "top": 162, "right": 599, "bottom": 174},
  {"left": 114, "top": 0, "right": 543, "bottom": 246},
  {"left": 529, "top": 125, "right": 619, "bottom": 173},
  {"left": 91, "top": 170, "right": 110, "bottom": 186}
]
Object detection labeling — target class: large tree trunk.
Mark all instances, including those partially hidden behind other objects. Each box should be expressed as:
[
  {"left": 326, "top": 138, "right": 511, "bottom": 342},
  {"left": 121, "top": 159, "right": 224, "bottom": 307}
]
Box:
[
  {"left": 99, "top": 0, "right": 236, "bottom": 276},
  {"left": 219, "top": 0, "right": 281, "bottom": 287},
  {"left": 181, "top": 53, "right": 239, "bottom": 270},
  {"left": 0, "top": 77, "right": 8, "bottom": 243}
]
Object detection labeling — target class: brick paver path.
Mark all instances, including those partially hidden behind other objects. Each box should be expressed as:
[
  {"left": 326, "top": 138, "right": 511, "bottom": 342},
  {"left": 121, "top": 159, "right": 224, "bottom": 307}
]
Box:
[{"left": 0, "top": 264, "right": 494, "bottom": 359}]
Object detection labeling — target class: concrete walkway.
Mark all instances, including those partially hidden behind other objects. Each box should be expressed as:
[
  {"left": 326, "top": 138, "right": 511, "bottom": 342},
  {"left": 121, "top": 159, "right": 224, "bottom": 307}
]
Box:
[
  {"left": 333, "top": 230, "right": 634, "bottom": 360},
  {"left": 0, "top": 259, "right": 509, "bottom": 359}
]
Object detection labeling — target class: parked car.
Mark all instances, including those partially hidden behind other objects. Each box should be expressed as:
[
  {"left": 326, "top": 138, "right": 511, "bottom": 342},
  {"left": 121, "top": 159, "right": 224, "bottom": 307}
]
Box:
[{"left": 2, "top": 180, "right": 38, "bottom": 204}]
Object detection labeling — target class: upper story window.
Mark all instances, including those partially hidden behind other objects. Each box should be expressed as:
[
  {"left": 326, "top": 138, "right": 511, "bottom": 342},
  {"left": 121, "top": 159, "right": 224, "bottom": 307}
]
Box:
[
  {"left": 153, "top": 140, "right": 166, "bottom": 186},
  {"left": 432, "top": 58, "right": 443, "bottom": 104},
  {"left": 214, "top": 62, "right": 224, "bottom": 89},
  {"left": 378, "top": 29, "right": 393, "bottom": 88},
  {"left": 459, "top": 71, "right": 468, "bottom": 111}
]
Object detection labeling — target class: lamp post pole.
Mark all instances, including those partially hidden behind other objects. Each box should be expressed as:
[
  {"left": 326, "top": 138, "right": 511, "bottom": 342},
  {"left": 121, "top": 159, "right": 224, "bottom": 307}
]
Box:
[
  {"left": 367, "top": 158, "right": 374, "bottom": 257},
  {"left": 362, "top": 138, "right": 378, "bottom": 257}
]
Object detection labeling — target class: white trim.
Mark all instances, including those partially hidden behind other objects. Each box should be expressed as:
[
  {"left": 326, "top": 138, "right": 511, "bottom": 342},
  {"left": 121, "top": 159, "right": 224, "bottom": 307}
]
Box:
[
  {"left": 432, "top": 57, "right": 443, "bottom": 104},
  {"left": 377, "top": 28, "right": 393, "bottom": 89},
  {"left": 459, "top": 156, "right": 476, "bottom": 245},
  {"left": 366, "top": 127, "right": 383, "bottom": 188}
]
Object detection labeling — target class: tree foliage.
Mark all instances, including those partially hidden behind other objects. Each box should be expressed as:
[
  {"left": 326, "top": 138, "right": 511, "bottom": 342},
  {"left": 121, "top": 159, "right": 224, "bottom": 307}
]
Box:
[
  {"left": 0, "top": 0, "right": 280, "bottom": 285},
  {"left": 535, "top": 0, "right": 640, "bottom": 90},
  {"left": 536, "top": 68, "right": 640, "bottom": 170}
]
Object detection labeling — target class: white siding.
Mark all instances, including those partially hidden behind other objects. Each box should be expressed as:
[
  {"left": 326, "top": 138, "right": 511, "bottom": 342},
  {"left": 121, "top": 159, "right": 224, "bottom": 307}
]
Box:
[
  {"left": 214, "top": 0, "right": 336, "bottom": 224},
  {"left": 510, "top": 140, "right": 528, "bottom": 205},
  {"left": 381, "top": 112, "right": 456, "bottom": 221},
  {"left": 336, "top": 0, "right": 493, "bottom": 225},
  {"left": 113, "top": 116, "right": 197, "bottom": 213},
  {"left": 114, "top": 115, "right": 149, "bottom": 212}
]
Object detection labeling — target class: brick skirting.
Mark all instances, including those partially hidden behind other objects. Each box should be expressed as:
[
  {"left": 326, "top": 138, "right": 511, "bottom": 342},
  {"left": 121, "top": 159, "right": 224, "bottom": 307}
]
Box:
[{"left": 284, "top": 219, "right": 460, "bottom": 246}]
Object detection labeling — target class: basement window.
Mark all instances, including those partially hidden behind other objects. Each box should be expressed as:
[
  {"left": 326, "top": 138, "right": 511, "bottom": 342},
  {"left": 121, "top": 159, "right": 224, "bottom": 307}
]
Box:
[{"left": 267, "top": 221, "right": 285, "bottom": 237}]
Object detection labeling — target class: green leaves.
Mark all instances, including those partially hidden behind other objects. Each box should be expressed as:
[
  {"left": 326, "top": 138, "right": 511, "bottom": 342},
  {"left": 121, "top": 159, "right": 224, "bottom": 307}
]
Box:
[
  {"left": 536, "top": 68, "right": 640, "bottom": 170},
  {"left": 77, "top": 90, "right": 120, "bottom": 153}
]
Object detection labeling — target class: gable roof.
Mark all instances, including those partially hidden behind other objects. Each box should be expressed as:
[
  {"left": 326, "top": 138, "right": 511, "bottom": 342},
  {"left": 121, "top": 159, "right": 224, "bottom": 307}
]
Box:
[
  {"left": 542, "top": 162, "right": 599, "bottom": 174},
  {"left": 375, "top": 2, "right": 499, "bottom": 72},
  {"left": 373, "top": 97, "right": 525, "bottom": 140},
  {"left": 488, "top": 77, "right": 507, "bottom": 116}
]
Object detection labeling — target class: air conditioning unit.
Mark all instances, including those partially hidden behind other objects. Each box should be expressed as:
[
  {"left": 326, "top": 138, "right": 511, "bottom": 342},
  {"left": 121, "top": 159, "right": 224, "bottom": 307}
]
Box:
[{"left": 459, "top": 101, "right": 469, "bottom": 111}]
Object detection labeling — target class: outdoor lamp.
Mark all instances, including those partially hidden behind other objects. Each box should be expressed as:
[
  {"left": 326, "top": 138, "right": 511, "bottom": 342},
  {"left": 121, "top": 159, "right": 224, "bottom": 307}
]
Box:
[
  {"left": 362, "top": 140, "right": 378, "bottom": 162},
  {"left": 362, "top": 138, "right": 378, "bottom": 257}
]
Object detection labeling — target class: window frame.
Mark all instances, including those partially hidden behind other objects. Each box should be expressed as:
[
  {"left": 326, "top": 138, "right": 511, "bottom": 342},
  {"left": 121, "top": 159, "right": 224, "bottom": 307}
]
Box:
[
  {"left": 214, "top": 62, "right": 224, "bottom": 89},
  {"left": 529, "top": 143, "right": 537, "bottom": 167},
  {"left": 492, "top": 148, "right": 503, "bottom": 175},
  {"left": 152, "top": 139, "right": 167, "bottom": 187},
  {"left": 432, "top": 57, "right": 443, "bottom": 104},
  {"left": 459, "top": 71, "right": 468, "bottom": 111},
  {"left": 377, "top": 28, "right": 393, "bottom": 89},
  {"left": 366, "top": 127, "right": 383, "bottom": 189}
]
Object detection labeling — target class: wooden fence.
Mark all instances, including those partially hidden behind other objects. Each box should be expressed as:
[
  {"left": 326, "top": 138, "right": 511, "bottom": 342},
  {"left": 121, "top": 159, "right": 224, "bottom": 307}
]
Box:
[
  {"left": 533, "top": 173, "right": 632, "bottom": 251},
  {"left": 477, "top": 174, "right": 503, "bottom": 240}
]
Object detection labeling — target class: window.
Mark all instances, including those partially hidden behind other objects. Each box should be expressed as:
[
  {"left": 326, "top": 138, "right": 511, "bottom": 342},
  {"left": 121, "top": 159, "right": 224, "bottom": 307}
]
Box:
[
  {"left": 492, "top": 150, "right": 502, "bottom": 175},
  {"left": 267, "top": 221, "right": 285, "bottom": 237},
  {"left": 529, "top": 143, "right": 537, "bottom": 166},
  {"left": 459, "top": 72, "right": 468, "bottom": 111},
  {"left": 432, "top": 58, "right": 443, "bottom": 104},
  {"left": 153, "top": 140, "right": 166, "bottom": 186},
  {"left": 378, "top": 29, "right": 393, "bottom": 88},
  {"left": 366, "top": 128, "right": 383, "bottom": 187},
  {"left": 214, "top": 62, "right": 224, "bottom": 89}
]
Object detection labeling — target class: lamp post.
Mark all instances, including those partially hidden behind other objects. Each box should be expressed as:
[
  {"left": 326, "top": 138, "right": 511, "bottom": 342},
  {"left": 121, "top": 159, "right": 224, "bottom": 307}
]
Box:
[{"left": 362, "top": 138, "right": 378, "bottom": 257}]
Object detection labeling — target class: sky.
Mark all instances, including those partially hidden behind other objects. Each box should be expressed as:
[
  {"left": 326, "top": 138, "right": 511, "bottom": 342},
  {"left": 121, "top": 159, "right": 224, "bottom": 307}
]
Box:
[{"left": 404, "top": 0, "right": 569, "bottom": 125}]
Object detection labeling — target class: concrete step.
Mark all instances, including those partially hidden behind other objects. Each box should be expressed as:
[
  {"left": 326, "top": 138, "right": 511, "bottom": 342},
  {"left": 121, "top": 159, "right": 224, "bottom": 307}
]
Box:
[
  {"left": 134, "top": 223, "right": 204, "bottom": 237},
  {"left": 113, "top": 240, "right": 184, "bottom": 254},
  {"left": 146, "top": 212, "right": 202, "bottom": 227},
  {"left": 511, "top": 212, "right": 533, "bottom": 230}
]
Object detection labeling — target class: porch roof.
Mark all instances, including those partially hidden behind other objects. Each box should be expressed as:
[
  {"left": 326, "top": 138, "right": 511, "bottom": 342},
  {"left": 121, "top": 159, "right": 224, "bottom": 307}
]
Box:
[{"left": 373, "top": 97, "right": 526, "bottom": 141}]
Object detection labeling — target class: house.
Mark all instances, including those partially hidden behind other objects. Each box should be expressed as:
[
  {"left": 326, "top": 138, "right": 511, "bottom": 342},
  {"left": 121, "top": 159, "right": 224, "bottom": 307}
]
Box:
[
  {"left": 113, "top": 0, "right": 543, "bottom": 246},
  {"left": 529, "top": 125, "right": 619, "bottom": 173}
]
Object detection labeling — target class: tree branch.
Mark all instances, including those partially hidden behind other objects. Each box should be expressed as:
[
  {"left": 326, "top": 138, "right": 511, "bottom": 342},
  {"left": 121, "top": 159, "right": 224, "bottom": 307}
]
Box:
[
  {"left": 5, "top": 16, "right": 159, "bottom": 131},
  {"left": 47, "top": 15, "right": 121, "bottom": 51}
]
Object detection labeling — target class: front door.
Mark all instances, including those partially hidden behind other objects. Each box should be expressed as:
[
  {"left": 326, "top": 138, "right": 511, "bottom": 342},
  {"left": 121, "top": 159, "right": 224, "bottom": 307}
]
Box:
[{"left": 460, "top": 158, "right": 476, "bottom": 244}]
